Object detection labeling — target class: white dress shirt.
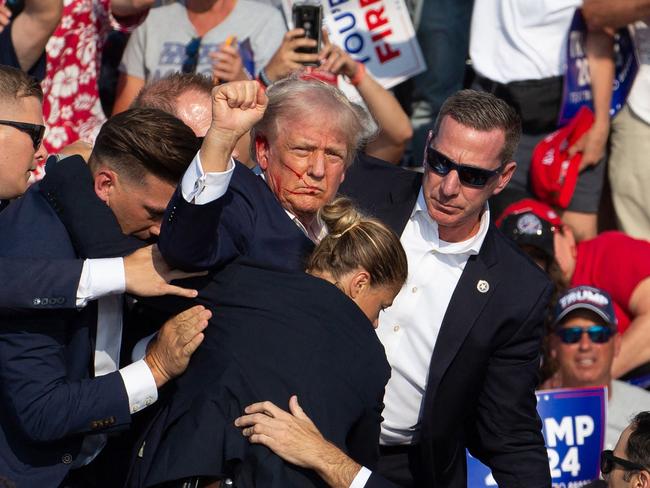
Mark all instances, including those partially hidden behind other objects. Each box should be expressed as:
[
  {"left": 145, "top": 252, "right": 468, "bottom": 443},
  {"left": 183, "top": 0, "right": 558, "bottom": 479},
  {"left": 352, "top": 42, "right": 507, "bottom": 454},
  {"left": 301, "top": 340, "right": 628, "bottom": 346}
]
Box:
[
  {"left": 378, "top": 190, "right": 490, "bottom": 445},
  {"left": 72, "top": 262, "right": 158, "bottom": 468}
]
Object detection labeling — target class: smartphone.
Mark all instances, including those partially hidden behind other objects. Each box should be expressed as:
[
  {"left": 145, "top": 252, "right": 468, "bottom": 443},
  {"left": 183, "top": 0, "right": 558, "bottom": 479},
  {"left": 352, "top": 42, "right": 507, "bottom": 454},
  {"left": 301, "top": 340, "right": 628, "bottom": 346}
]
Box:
[
  {"left": 292, "top": 2, "right": 322, "bottom": 64},
  {"left": 4, "top": 0, "right": 24, "bottom": 16}
]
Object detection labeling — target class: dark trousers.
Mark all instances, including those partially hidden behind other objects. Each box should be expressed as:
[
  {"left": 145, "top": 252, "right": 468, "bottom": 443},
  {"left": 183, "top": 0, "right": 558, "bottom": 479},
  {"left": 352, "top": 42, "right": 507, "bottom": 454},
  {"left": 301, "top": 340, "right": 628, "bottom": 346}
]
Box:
[{"left": 377, "top": 445, "right": 423, "bottom": 487}]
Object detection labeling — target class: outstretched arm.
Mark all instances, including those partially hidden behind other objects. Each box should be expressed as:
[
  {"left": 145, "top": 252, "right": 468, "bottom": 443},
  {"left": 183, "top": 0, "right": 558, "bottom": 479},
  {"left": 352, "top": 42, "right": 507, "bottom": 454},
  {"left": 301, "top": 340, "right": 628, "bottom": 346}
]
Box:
[
  {"left": 583, "top": 0, "right": 650, "bottom": 29},
  {"left": 8, "top": 0, "right": 62, "bottom": 73}
]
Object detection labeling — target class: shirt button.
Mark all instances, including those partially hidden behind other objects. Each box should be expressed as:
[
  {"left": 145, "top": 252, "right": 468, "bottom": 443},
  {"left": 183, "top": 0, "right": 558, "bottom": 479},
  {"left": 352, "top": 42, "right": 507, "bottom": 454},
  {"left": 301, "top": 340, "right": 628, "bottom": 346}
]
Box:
[
  {"left": 411, "top": 286, "right": 418, "bottom": 293},
  {"left": 62, "top": 453, "right": 73, "bottom": 464},
  {"left": 393, "top": 325, "right": 400, "bottom": 332}
]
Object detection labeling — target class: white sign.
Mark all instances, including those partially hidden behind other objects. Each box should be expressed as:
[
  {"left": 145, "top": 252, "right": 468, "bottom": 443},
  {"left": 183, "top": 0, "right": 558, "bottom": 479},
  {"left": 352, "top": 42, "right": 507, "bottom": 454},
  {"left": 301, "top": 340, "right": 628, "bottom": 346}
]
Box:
[{"left": 282, "top": 0, "right": 426, "bottom": 91}]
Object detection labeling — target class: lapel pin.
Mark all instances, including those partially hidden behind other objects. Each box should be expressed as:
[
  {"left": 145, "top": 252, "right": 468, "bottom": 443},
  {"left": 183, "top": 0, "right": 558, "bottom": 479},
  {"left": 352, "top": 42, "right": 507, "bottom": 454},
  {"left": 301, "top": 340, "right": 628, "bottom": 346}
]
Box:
[{"left": 477, "top": 280, "right": 490, "bottom": 293}]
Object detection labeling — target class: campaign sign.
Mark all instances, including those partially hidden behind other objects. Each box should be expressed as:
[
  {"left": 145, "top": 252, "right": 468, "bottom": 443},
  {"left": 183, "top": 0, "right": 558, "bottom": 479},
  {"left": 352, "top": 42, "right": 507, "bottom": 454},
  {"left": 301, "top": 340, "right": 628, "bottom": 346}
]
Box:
[
  {"left": 281, "top": 0, "right": 426, "bottom": 91},
  {"left": 558, "top": 9, "right": 638, "bottom": 126},
  {"left": 467, "top": 386, "right": 607, "bottom": 488}
]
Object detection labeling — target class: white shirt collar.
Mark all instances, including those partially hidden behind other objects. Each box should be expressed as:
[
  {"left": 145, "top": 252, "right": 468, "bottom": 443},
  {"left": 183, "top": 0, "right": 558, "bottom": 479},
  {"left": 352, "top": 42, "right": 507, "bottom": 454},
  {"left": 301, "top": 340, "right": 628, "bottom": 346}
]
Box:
[{"left": 411, "top": 188, "right": 490, "bottom": 255}]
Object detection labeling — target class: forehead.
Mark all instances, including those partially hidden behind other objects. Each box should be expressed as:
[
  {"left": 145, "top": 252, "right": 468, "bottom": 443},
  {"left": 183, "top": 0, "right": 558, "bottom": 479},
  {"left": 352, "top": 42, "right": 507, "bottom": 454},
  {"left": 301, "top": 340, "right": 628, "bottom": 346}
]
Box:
[
  {"left": 0, "top": 96, "right": 43, "bottom": 123},
  {"left": 126, "top": 173, "right": 176, "bottom": 208},
  {"left": 274, "top": 112, "right": 349, "bottom": 148},
  {"left": 433, "top": 116, "right": 505, "bottom": 168}
]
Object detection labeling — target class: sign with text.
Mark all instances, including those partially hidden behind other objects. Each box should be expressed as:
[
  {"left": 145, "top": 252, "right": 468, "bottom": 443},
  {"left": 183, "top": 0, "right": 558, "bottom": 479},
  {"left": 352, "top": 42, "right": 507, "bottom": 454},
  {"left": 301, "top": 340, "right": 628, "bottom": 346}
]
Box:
[
  {"left": 281, "top": 0, "right": 426, "bottom": 92},
  {"left": 467, "top": 387, "right": 607, "bottom": 488},
  {"left": 558, "top": 8, "right": 638, "bottom": 126}
]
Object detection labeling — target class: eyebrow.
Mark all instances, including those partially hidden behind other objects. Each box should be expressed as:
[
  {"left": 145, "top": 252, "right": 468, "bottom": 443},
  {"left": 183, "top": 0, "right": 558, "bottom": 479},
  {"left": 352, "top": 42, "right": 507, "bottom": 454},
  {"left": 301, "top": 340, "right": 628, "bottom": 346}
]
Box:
[{"left": 144, "top": 205, "right": 167, "bottom": 217}]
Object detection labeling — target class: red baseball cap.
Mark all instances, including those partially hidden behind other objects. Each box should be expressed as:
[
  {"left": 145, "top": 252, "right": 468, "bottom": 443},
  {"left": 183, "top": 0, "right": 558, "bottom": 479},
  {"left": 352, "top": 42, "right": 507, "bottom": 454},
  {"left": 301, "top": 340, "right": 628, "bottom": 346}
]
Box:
[
  {"left": 530, "top": 106, "right": 594, "bottom": 209},
  {"left": 495, "top": 198, "right": 563, "bottom": 228}
]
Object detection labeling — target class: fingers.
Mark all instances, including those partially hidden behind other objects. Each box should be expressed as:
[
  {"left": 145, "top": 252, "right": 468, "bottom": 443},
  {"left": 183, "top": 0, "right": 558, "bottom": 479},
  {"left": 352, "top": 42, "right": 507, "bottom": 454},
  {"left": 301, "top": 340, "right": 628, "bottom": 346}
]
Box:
[
  {"left": 181, "top": 331, "right": 205, "bottom": 356},
  {"left": 0, "top": 4, "right": 11, "bottom": 29},
  {"left": 567, "top": 134, "right": 586, "bottom": 157},
  {"left": 160, "top": 284, "right": 199, "bottom": 298},
  {"left": 242, "top": 400, "right": 286, "bottom": 418},
  {"left": 216, "top": 81, "right": 263, "bottom": 109},
  {"left": 288, "top": 395, "right": 306, "bottom": 418}
]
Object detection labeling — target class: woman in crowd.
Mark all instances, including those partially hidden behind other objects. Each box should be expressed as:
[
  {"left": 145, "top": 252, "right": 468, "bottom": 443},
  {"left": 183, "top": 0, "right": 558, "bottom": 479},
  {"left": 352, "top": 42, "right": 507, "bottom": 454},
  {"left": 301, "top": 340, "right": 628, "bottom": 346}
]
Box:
[{"left": 127, "top": 197, "right": 408, "bottom": 488}]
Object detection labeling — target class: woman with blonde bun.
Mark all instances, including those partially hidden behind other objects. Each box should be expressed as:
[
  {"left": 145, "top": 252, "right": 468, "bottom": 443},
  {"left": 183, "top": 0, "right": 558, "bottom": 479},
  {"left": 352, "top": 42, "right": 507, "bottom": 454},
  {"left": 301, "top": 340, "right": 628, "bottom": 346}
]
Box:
[{"left": 128, "top": 197, "right": 407, "bottom": 488}]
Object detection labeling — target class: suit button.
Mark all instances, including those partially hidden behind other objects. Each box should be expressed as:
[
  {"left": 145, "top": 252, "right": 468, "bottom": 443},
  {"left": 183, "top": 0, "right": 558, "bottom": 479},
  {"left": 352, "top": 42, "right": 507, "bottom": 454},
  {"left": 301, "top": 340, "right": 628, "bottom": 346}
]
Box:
[
  {"left": 33, "top": 298, "right": 41, "bottom": 305},
  {"left": 56, "top": 297, "right": 65, "bottom": 304},
  {"left": 42, "top": 298, "right": 50, "bottom": 305},
  {"left": 62, "top": 453, "right": 73, "bottom": 464}
]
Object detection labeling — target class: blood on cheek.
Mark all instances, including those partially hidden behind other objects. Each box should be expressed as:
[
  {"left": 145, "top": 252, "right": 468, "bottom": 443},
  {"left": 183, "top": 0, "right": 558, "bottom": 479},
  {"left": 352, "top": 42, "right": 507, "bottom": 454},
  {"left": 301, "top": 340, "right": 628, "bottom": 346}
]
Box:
[{"left": 271, "top": 160, "right": 319, "bottom": 195}]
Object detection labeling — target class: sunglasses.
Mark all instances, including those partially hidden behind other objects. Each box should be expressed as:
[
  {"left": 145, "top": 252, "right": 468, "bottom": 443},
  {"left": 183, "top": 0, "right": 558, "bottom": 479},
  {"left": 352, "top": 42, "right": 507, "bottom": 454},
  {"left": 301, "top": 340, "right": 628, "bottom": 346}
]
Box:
[
  {"left": 182, "top": 36, "right": 202, "bottom": 74},
  {"left": 601, "top": 450, "right": 649, "bottom": 477},
  {"left": 0, "top": 120, "right": 45, "bottom": 149},
  {"left": 555, "top": 325, "right": 614, "bottom": 344}
]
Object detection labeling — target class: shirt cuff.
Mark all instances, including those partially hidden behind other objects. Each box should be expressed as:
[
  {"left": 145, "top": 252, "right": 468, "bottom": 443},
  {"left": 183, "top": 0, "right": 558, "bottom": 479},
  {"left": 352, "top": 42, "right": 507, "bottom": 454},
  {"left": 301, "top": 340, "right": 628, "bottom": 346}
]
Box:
[
  {"left": 76, "top": 258, "right": 126, "bottom": 308},
  {"left": 349, "top": 466, "right": 372, "bottom": 488},
  {"left": 131, "top": 332, "right": 157, "bottom": 362},
  {"left": 119, "top": 359, "right": 158, "bottom": 414},
  {"left": 180, "top": 151, "right": 235, "bottom": 205}
]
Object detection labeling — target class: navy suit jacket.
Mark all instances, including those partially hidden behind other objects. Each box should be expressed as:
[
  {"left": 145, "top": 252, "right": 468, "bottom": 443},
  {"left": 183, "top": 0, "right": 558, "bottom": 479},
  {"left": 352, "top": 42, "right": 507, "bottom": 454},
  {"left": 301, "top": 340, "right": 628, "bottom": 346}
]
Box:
[
  {"left": 340, "top": 154, "right": 553, "bottom": 488},
  {"left": 0, "top": 155, "right": 141, "bottom": 313},
  {"left": 0, "top": 186, "right": 133, "bottom": 486},
  {"left": 159, "top": 161, "right": 314, "bottom": 273},
  {"left": 128, "top": 264, "right": 390, "bottom": 488}
]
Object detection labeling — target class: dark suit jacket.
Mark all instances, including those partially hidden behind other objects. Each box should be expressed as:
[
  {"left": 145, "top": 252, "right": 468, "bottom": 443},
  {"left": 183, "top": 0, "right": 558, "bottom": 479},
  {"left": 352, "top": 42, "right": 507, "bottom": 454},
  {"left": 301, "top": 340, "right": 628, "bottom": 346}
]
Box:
[
  {"left": 158, "top": 161, "right": 314, "bottom": 273},
  {"left": 340, "top": 154, "right": 553, "bottom": 488},
  {"left": 0, "top": 186, "right": 133, "bottom": 487},
  {"left": 0, "top": 155, "right": 141, "bottom": 313},
  {"left": 127, "top": 264, "right": 390, "bottom": 488}
]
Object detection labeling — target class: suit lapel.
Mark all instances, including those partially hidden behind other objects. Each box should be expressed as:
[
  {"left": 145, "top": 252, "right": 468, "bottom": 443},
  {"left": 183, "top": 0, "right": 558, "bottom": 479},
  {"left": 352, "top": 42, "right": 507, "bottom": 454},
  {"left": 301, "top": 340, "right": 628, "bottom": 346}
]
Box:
[
  {"left": 372, "top": 182, "right": 421, "bottom": 236},
  {"left": 424, "top": 227, "right": 501, "bottom": 405}
]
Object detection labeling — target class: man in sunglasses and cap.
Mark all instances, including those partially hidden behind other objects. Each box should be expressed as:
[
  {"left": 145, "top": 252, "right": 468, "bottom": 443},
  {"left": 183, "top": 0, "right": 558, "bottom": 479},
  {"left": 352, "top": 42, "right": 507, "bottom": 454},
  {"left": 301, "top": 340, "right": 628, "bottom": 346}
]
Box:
[{"left": 549, "top": 285, "right": 650, "bottom": 450}]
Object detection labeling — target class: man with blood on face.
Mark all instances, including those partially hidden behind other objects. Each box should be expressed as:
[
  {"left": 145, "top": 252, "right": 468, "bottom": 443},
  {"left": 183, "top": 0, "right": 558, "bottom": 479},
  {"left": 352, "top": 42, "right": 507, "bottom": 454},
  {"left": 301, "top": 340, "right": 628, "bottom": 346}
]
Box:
[{"left": 158, "top": 77, "right": 374, "bottom": 272}]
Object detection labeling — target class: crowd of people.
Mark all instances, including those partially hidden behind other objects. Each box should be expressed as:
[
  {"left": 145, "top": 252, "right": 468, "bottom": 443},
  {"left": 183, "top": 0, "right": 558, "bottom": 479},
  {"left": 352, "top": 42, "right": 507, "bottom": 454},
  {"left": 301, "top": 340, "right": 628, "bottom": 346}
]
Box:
[{"left": 1, "top": 0, "right": 650, "bottom": 487}]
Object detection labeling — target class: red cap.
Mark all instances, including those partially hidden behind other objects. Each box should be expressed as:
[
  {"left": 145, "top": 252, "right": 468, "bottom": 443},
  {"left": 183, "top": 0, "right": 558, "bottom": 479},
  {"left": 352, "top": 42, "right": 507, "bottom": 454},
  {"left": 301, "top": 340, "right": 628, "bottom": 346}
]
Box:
[
  {"left": 495, "top": 198, "right": 563, "bottom": 228},
  {"left": 530, "top": 106, "right": 594, "bottom": 209}
]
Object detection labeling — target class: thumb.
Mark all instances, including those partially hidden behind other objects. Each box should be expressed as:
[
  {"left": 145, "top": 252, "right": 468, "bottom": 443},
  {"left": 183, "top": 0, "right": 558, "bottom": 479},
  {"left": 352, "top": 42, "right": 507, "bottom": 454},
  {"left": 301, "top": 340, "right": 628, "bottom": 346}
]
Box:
[
  {"left": 289, "top": 395, "right": 307, "bottom": 419},
  {"left": 256, "top": 83, "right": 268, "bottom": 108},
  {"left": 567, "top": 134, "right": 586, "bottom": 157}
]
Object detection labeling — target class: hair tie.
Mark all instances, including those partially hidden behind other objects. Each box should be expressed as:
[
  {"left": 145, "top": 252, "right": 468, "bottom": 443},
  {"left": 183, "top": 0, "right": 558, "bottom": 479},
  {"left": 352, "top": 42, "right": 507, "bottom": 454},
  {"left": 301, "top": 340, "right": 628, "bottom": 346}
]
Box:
[{"left": 330, "top": 221, "right": 362, "bottom": 239}]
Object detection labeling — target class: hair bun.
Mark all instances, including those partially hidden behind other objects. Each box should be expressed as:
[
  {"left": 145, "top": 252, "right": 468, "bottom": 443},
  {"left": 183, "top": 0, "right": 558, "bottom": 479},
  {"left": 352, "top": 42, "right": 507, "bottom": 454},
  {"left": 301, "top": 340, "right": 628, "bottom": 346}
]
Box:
[{"left": 319, "top": 197, "right": 364, "bottom": 237}]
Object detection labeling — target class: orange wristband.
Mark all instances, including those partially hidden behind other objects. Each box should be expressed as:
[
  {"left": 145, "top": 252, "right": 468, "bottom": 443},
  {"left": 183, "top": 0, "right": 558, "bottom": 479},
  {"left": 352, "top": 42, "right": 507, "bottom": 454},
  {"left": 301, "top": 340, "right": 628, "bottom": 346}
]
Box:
[{"left": 348, "top": 62, "right": 366, "bottom": 86}]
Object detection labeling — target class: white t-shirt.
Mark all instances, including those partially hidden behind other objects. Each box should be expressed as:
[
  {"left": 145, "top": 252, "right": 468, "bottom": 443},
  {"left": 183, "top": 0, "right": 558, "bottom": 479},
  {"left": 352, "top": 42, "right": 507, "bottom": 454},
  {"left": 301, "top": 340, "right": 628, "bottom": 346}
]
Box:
[
  {"left": 120, "top": 0, "right": 286, "bottom": 81},
  {"left": 627, "top": 20, "right": 650, "bottom": 124},
  {"left": 470, "top": 0, "right": 582, "bottom": 83},
  {"left": 606, "top": 380, "right": 650, "bottom": 450}
]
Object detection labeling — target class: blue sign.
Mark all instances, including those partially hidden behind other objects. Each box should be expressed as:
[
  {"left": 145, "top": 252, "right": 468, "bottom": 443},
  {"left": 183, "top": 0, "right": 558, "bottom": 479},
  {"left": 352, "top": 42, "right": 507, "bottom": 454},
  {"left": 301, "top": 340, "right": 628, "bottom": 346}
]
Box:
[
  {"left": 467, "top": 386, "right": 607, "bottom": 487},
  {"left": 558, "top": 9, "right": 638, "bottom": 126}
]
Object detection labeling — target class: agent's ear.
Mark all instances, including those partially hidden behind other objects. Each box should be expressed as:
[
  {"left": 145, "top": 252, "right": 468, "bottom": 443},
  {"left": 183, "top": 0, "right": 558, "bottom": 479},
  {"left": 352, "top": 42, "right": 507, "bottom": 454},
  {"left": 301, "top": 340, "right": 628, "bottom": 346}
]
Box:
[
  {"left": 94, "top": 167, "right": 118, "bottom": 206},
  {"left": 348, "top": 269, "right": 371, "bottom": 299},
  {"left": 492, "top": 161, "right": 517, "bottom": 196},
  {"left": 255, "top": 135, "right": 271, "bottom": 171}
]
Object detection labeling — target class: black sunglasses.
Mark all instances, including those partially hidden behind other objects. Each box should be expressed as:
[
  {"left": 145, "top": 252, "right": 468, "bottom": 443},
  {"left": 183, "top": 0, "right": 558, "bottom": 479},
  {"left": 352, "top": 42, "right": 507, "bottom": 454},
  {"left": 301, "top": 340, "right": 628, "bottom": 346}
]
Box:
[
  {"left": 0, "top": 120, "right": 45, "bottom": 149},
  {"left": 425, "top": 145, "right": 503, "bottom": 188},
  {"left": 555, "top": 325, "right": 614, "bottom": 344},
  {"left": 601, "top": 449, "right": 649, "bottom": 477},
  {"left": 182, "top": 36, "right": 202, "bottom": 74}
]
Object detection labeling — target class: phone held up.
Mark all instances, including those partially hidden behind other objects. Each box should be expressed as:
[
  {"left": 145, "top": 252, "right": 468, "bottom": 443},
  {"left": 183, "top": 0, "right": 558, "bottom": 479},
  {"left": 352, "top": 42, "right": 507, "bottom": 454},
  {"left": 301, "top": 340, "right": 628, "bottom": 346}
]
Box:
[{"left": 292, "top": 1, "right": 322, "bottom": 65}]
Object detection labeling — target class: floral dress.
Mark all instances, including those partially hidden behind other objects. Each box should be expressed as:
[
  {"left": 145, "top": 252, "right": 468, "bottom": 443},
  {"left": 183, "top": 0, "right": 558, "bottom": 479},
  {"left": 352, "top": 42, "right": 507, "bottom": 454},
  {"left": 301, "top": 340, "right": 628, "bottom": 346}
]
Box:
[{"left": 39, "top": 0, "right": 111, "bottom": 175}]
